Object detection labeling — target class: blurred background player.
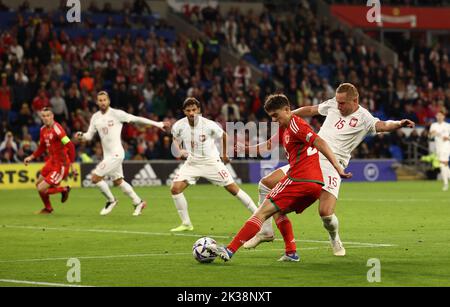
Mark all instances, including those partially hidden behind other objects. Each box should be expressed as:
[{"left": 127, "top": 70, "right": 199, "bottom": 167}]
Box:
[
  {"left": 24, "top": 107, "right": 76, "bottom": 214},
  {"left": 76, "top": 91, "right": 169, "bottom": 216},
  {"left": 244, "top": 83, "right": 415, "bottom": 256},
  {"left": 429, "top": 110, "right": 450, "bottom": 191},
  {"left": 169, "top": 97, "right": 258, "bottom": 232},
  {"left": 208, "top": 94, "right": 351, "bottom": 262}
]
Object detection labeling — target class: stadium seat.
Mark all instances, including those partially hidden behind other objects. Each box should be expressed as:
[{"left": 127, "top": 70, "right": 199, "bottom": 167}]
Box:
[{"left": 389, "top": 145, "right": 403, "bottom": 161}]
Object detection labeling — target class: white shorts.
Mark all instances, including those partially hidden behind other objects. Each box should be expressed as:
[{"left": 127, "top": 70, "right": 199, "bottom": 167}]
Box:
[
  {"left": 318, "top": 158, "right": 341, "bottom": 199},
  {"left": 173, "top": 160, "right": 234, "bottom": 186},
  {"left": 93, "top": 157, "right": 124, "bottom": 181},
  {"left": 437, "top": 147, "right": 450, "bottom": 162},
  {"left": 279, "top": 159, "right": 341, "bottom": 199}
]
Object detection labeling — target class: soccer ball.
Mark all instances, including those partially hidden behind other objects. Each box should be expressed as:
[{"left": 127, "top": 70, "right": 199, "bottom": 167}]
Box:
[{"left": 192, "top": 237, "right": 217, "bottom": 263}]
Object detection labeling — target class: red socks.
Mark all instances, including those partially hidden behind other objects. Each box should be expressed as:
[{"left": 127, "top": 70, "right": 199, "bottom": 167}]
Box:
[
  {"left": 39, "top": 191, "right": 52, "bottom": 210},
  {"left": 227, "top": 216, "right": 263, "bottom": 253},
  {"left": 276, "top": 215, "right": 296, "bottom": 254},
  {"left": 226, "top": 215, "right": 297, "bottom": 255},
  {"left": 47, "top": 187, "right": 66, "bottom": 195}
]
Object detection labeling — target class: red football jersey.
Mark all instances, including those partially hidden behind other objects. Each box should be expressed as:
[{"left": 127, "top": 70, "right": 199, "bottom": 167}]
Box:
[
  {"left": 35, "top": 122, "right": 70, "bottom": 165},
  {"left": 279, "top": 115, "right": 324, "bottom": 184}
]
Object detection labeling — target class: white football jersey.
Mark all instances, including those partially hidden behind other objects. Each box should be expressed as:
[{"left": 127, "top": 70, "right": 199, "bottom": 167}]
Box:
[
  {"left": 84, "top": 108, "right": 138, "bottom": 159},
  {"left": 430, "top": 121, "right": 450, "bottom": 150},
  {"left": 317, "top": 97, "right": 379, "bottom": 167},
  {"left": 172, "top": 116, "right": 224, "bottom": 162}
]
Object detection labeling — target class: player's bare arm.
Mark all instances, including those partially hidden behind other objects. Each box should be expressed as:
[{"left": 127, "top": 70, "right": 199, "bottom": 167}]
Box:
[
  {"left": 25, "top": 134, "right": 46, "bottom": 166},
  {"left": 375, "top": 119, "right": 415, "bottom": 133},
  {"left": 313, "top": 136, "right": 352, "bottom": 179},
  {"left": 292, "top": 105, "right": 320, "bottom": 118},
  {"left": 24, "top": 154, "right": 35, "bottom": 166},
  {"left": 128, "top": 114, "right": 170, "bottom": 131},
  {"left": 237, "top": 133, "right": 278, "bottom": 157},
  {"left": 173, "top": 137, "right": 189, "bottom": 159}
]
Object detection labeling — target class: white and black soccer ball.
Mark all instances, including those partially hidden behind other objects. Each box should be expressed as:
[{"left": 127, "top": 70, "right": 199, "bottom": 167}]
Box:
[{"left": 192, "top": 237, "right": 217, "bottom": 263}]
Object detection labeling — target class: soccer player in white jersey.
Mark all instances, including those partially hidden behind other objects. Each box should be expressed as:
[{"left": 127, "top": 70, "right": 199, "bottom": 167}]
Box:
[
  {"left": 76, "top": 91, "right": 169, "bottom": 216},
  {"left": 244, "top": 83, "right": 415, "bottom": 255},
  {"left": 429, "top": 110, "right": 450, "bottom": 191},
  {"left": 169, "top": 97, "right": 258, "bottom": 232}
]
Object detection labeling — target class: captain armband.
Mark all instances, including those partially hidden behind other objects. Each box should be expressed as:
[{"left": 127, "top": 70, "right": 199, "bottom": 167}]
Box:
[{"left": 61, "top": 136, "right": 71, "bottom": 145}]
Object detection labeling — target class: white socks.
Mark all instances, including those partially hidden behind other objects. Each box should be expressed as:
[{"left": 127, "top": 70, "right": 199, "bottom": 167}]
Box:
[
  {"left": 440, "top": 164, "right": 449, "bottom": 186},
  {"left": 96, "top": 181, "right": 115, "bottom": 202},
  {"left": 172, "top": 193, "right": 192, "bottom": 226},
  {"left": 119, "top": 181, "right": 142, "bottom": 205},
  {"left": 322, "top": 214, "right": 340, "bottom": 242},
  {"left": 258, "top": 181, "right": 274, "bottom": 237},
  {"left": 235, "top": 189, "right": 258, "bottom": 213},
  {"left": 97, "top": 180, "right": 142, "bottom": 205}
]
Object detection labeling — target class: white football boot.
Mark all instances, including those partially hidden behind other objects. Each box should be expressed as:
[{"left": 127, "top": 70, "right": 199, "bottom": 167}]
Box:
[
  {"left": 100, "top": 199, "right": 118, "bottom": 216},
  {"left": 243, "top": 233, "right": 275, "bottom": 249},
  {"left": 331, "top": 238, "right": 346, "bottom": 256},
  {"left": 133, "top": 201, "right": 147, "bottom": 216}
]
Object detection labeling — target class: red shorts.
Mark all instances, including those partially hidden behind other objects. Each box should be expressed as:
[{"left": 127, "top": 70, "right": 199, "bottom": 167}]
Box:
[
  {"left": 267, "top": 176, "right": 322, "bottom": 214},
  {"left": 41, "top": 162, "right": 69, "bottom": 186}
]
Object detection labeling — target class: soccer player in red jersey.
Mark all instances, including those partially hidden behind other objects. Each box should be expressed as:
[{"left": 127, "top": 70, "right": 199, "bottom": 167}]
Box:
[
  {"left": 24, "top": 108, "right": 76, "bottom": 214},
  {"left": 208, "top": 94, "right": 352, "bottom": 262}
]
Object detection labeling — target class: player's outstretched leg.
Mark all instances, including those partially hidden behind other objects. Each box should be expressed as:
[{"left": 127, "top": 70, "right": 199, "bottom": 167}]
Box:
[
  {"left": 208, "top": 215, "right": 264, "bottom": 262},
  {"left": 244, "top": 180, "right": 276, "bottom": 249},
  {"left": 208, "top": 199, "right": 276, "bottom": 262},
  {"left": 170, "top": 182, "right": 193, "bottom": 232},
  {"left": 274, "top": 213, "right": 299, "bottom": 262},
  {"left": 116, "top": 179, "right": 146, "bottom": 216},
  {"left": 319, "top": 191, "right": 345, "bottom": 256}
]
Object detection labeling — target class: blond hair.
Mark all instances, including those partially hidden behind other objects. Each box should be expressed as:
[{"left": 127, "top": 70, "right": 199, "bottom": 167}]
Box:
[
  {"left": 336, "top": 83, "right": 359, "bottom": 101},
  {"left": 97, "top": 91, "right": 110, "bottom": 99}
]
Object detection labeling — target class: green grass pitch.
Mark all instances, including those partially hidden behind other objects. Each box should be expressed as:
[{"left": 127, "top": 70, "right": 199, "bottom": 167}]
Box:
[{"left": 0, "top": 181, "right": 449, "bottom": 287}]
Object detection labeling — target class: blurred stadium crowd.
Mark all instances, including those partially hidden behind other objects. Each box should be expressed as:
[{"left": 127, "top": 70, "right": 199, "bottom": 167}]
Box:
[{"left": 0, "top": 0, "right": 448, "bottom": 164}]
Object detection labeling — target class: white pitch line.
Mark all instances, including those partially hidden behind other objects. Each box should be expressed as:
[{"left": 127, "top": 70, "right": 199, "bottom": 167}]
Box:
[
  {"left": 0, "top": 248, "right": 318, "bottom": 263},
  {"left": 0, "top": 279, "right": 94, "bottom": 287},
  {"left": 2, "top": 225, "right": 396, "bottom": 247},
  {"left": 0, "top": 245, "right": 387, "bottom": 264}
]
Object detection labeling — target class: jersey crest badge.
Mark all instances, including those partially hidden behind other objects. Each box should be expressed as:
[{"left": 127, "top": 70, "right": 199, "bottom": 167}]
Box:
[
  {"left": 199, "top": 135, "right": 206, "bottom": 142},
  {"left": 349, "top": 117, "right": 358, "bottom": 127},
  {"left": 284, "top": 134, "right": 290, "bottom": 144},
  {"left": 108, "top": 120, "right": 114, "bottom": 127}
]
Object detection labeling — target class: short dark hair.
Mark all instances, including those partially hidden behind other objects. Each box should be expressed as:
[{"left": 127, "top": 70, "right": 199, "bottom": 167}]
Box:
[
  {"left": 183, "top": 97, "right": 201, "bottom": 110},
  {"left": 41, "top": 107, "right": 53, "bottom": 113},
  {"left": 264, "top": 94, "right": 290, "bottom": 113}
]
